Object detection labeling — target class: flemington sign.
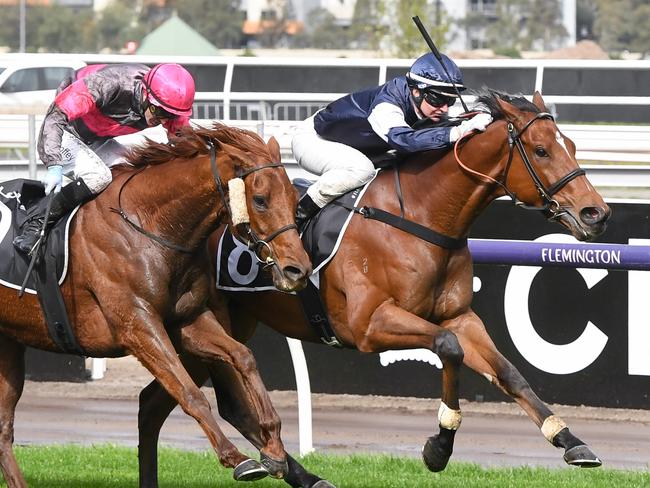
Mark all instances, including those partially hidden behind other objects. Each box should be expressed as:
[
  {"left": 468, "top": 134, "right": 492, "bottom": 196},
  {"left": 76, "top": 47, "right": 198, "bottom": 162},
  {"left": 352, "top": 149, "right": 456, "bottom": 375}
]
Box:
[{"left": 249, "top": 200, "right": 650, "bottom": 409}]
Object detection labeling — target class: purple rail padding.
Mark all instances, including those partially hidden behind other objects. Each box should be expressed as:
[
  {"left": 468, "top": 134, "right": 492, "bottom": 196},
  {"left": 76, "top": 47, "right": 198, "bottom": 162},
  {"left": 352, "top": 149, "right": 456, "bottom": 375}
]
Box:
[{"left": 468, "top": 239, "right": 650, "bottom": 270}]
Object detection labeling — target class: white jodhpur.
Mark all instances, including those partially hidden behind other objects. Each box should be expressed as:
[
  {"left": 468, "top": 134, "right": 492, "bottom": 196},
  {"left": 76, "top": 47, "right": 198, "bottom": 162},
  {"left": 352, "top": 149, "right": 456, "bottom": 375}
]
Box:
[
  {"left": 60, "top": 131, "right": 113, "bottom": 194},
  {"left": 291, "top": 114, "right": 375, "bottom": 208}
]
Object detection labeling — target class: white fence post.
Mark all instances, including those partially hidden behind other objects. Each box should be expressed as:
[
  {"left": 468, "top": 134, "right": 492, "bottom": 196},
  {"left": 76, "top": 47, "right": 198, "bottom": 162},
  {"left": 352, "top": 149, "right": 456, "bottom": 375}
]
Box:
[
  {"left": 286, "top": 337, "right": 314, "bottom": 456},
  {"left": 27, "top": 114, "right": 37, "bottom": 179},
  {"left": 90, "top": 358, "right": 107, "bottom": 380}
]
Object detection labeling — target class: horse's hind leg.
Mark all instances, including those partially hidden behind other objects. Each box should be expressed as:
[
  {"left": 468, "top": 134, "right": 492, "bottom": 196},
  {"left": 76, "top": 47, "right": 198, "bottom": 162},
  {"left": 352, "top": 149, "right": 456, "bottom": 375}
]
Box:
[
  {"left": 355, "top": 300, "right": 464, "bottom": 473},
  {"left": 0, "top": 336, "right": 27, "bottom": 488},
  {"left": 448, "top": 310, "right": 602, "bottom": 467}
]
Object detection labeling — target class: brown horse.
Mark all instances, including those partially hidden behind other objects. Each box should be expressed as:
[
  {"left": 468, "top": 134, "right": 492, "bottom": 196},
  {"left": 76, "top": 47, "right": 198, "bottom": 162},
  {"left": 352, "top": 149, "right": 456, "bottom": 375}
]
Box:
[
  {"left": 136, "top": 91, "right": 611, "bottom": 487},
  {"left": 0, "top": 124, "right": 312, "bottom": 487}
]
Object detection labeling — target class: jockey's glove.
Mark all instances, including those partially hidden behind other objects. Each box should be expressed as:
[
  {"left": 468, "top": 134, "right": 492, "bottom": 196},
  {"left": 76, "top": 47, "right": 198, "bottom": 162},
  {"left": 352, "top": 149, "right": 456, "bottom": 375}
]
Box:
[
  {"left": 449, "top": 113, "right": 494, "bottom": 142},
  {"left": 43, "top": 165, "right": 63, "bottom": 195}
]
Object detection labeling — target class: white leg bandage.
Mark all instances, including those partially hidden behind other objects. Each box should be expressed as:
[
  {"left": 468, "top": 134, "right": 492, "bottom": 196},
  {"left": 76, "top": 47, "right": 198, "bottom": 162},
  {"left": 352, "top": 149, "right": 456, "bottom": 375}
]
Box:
[
  {"left": 228, "top": 178, "right": 249, "bottom": 226},
  {"left": 438, "top": 401, "right": 462, "bottom": 430},
  {"left": 541, "top": 415, "right": 567, "bottom": 442}
]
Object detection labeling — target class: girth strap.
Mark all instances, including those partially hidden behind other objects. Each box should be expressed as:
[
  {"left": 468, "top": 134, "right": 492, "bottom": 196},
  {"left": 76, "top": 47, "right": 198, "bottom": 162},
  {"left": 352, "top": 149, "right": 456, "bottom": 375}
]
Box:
[
  {"left": 354, "top": 206, "right": 467, "bottom": 250},
  {"left": 296, "top": 280, "right": 342, "bottom": 347},
  {"left": 33, "top": 254, "right": 84, "bottom": 355}
]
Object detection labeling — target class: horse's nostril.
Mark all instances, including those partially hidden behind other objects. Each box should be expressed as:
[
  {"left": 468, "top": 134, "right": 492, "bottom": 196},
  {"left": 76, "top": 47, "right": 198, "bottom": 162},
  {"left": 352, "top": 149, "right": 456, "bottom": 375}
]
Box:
[
  {"left": 580, "top": 206, "right": 605, "bottom": 225},
  {"left": 283, "top": 265, "right": 307, "bottom": 282}
]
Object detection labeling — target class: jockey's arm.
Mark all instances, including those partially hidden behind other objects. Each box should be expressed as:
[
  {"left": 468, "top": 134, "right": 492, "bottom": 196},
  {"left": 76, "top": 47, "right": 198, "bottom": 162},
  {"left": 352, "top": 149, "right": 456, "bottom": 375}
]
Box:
[
  {"left": 37, "top": 103, "right": 73, "bottom": 168},
  {"left": 367, "top": 102, "right": 452, "bottom": 153},
  {"left": 38, "top": 77, "right": 102, "bottom": 168}
]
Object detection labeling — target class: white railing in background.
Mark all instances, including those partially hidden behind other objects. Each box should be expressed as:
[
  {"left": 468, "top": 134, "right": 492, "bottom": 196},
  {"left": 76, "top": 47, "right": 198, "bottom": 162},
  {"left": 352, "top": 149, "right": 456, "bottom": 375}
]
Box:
[
  {"left": 1, "top": 114, "right": 650, "bottom": 185},
  {"left": 0, "top": 53, "right": 649, "bottom": 122}
]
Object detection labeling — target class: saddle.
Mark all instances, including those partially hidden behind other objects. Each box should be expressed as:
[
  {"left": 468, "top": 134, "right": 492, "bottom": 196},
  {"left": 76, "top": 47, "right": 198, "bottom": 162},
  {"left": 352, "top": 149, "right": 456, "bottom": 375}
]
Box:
[{"left": 0, "top": 178, "right": 82, "bottom": 354}]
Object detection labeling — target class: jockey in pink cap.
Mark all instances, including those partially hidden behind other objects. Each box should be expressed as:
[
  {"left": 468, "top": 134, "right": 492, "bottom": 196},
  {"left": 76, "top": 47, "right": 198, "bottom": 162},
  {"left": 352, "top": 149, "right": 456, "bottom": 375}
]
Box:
[{"left": 13, "top": 63, "right": 196, "bottom": 254}]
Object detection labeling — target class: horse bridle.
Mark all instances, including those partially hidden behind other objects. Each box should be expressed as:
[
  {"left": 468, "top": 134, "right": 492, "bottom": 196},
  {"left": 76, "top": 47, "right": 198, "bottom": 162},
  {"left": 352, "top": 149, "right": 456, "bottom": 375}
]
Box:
[
  {"left": 455, "top": 112, "right": 586, "bottom": 221},
  {"left": 111, "top": 142, "right": 297, "bottom": 265},
  {"left": 208, "top": 143, "right": 297, "bottom": 267}
]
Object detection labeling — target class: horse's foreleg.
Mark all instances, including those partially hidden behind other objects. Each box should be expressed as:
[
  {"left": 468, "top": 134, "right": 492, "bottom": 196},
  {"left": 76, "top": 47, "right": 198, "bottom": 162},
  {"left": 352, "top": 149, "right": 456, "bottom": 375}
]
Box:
[
  {"left": 138, "top": 354, "right": 210, "bottom": 488},
  {"left": 0, "top": 335, "right": 27, "bottom": 488},
  {"left": 179, "top": 311, "right": 288, "bottom": 479},
  {"left": 207, "top": 361, "right": 335, "bottom": 488},
  {"left": 355, "top": 300, "right": 464, "bottom": 472},
  {"left": 114, "top": 313, "right": 259, "bottom": 481},
  {"left": 448, "top": 310, "right": 602, "bottom": 467}
]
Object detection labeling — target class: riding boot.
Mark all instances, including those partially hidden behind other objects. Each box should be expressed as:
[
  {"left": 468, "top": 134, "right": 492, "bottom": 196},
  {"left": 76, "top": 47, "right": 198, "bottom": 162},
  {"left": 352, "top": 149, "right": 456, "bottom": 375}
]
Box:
[
  {"left": 13, "top": 179, "right": 94, "bottom": 254},
  {"left": 295, "top": 193, "right": 322, "bottom": 234}
]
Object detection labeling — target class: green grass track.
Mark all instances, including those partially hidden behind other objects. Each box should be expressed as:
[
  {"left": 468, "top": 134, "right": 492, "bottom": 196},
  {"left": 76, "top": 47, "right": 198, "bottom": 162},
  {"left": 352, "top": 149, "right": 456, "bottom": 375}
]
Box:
[{"left": 2, "top": 444, "right": 648, "bottom": 487}]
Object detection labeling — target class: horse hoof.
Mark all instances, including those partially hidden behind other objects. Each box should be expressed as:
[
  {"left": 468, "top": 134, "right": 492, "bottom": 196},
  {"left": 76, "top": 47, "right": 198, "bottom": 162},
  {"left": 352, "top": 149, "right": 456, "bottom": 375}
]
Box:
[
  {"left": 563, "top": 445, "right": 602, "bottom": 468},
  {"left": 260, "top": 452, "right": 288, "bottom": 479},
  {"left": 233, "top": 459, "right": 269, "bottom": 482},
  {"left": 312, "top": 480, "right": 338, "bottom": 488},
  {"left": 422, "top": 435, "right": 451, "bottom": 472}
]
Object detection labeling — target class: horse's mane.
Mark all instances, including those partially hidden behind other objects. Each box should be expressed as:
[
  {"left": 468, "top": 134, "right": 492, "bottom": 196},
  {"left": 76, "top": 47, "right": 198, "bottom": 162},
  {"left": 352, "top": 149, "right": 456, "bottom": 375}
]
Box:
[
  {"left": 124, "top": 123, "right": 269, "bottom": 167},
  {"left": 473, "top": 88, "right": 540, "bottom": 120}
]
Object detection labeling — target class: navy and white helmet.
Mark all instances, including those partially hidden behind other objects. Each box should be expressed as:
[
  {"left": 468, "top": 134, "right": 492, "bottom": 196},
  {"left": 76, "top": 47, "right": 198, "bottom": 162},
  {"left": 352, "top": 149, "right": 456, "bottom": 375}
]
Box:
[{"left": 406, "top": 53, "right": 465, "bottom": 97}]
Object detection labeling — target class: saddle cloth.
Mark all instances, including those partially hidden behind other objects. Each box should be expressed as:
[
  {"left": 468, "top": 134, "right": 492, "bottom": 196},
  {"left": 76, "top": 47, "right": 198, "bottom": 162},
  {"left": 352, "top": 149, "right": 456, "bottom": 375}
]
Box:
[
  {"left": 216, "top": 172, "right": 378, "bottom": 292},
  {"left": 0, "top": 179, "right": 77, "bottom": 294}
]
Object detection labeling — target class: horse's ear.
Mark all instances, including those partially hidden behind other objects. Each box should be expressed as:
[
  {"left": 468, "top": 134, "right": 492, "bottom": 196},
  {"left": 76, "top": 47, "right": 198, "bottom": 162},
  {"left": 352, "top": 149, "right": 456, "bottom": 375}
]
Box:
[
  {"left": 217, "top": 141, "right": 249, "bottom": 174},
  {"left": 495, "top": 96, "right": 521, "bottom": 120},
  {"left": 267, "top": 136, "right": 281, "bottom": 162},
  {"left": 532, "top": 91, "right": 548, "bottom": 112}
]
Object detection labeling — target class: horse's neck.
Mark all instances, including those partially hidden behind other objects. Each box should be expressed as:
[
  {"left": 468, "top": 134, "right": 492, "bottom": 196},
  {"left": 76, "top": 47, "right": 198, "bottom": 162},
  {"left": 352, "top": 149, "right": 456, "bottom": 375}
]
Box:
[
  {"left": 405, "top": 138, "right": 504, "bottom": 238},
  {"left": 128, "top": 156, "right": 219, "bottom": 250}
]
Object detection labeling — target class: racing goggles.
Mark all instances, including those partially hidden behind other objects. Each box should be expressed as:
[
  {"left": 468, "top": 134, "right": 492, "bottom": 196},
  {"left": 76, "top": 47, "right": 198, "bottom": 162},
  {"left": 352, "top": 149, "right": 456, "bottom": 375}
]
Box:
[
  {"left": 421, "top": 90, "right": 456, "bottom": 108},
  {"left": 148, "top": 103, "right": 177, "bottom": 120}
]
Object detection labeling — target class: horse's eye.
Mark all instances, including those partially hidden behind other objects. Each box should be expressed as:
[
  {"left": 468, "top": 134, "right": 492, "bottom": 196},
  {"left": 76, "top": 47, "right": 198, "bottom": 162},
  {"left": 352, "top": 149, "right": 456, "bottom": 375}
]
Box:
[
  {"left": 252, "top": 195, "right": 268, "bottom": 210},
  {"left": 535, "top": 147, "right": 548, "bottom": 158}
]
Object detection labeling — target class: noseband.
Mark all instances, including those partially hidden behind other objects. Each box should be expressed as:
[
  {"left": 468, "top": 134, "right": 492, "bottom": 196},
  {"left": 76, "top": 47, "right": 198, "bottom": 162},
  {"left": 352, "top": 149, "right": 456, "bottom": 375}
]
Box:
[
  {"left": 454, "top": 112, "right": 585, "bottom": 221},
  {"left": 207, "top": 144, "right": 296, "bottom": 267},
  {"left": 111, "top": 142, "right": 296, "bottom": 263}
]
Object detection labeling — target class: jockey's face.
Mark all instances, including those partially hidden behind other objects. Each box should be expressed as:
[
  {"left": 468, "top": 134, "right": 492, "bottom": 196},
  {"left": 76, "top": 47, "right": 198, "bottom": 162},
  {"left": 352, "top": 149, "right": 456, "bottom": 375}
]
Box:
[
  {"left": 144, "top": 102, "right": 177, "bottom": 127},
  {"left": 413, "top": 88, "right": 449, "bottom": 122}
]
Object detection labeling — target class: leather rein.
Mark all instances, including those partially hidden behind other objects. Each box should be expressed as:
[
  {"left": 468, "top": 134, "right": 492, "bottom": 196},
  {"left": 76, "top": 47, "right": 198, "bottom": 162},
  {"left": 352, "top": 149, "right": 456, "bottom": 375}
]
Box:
[
  {"left": 349, "top": 112, "right": 585, "bottom": 251},
  {"left": 453, "top": 112, "right": 585, "bottom": 220},
  {"left": 110, "top": 142, "right": 296, "bottom": 265}
]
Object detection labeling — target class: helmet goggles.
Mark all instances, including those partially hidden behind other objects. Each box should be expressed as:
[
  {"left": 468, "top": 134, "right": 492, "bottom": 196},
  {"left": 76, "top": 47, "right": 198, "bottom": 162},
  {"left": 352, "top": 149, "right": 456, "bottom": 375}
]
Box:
[
  {"left": 421, "top": 90, "right": 456, "bottom": 108},
  {"left": 148, "top": 102, "right": 177, "bottom": 120}
]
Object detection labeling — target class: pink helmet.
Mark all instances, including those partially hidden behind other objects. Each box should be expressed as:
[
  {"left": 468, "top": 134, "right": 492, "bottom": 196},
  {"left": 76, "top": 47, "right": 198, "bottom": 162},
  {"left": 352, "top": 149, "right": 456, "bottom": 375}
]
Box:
[{"left": 143, "top": 63, "right": 195, "bottom": 117}]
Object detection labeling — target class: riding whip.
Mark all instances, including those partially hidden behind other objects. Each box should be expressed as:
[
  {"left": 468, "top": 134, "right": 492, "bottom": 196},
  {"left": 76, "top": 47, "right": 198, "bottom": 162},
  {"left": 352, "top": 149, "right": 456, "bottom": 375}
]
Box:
[
  {"left": 18, "top": 194, "right": 53, "bottom": 298},
  {"left": 412, "top": 15, "right": 469, "bottom": 113}
]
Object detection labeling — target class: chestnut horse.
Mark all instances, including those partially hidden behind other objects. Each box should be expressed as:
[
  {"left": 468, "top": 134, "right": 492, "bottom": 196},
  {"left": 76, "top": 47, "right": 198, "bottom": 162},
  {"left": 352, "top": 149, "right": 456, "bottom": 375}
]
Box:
[
  {"left": 0, "top": 124, "right": 312, "bottom": 488},
  {"left": 136, "top": 91, "right": 611, "bottom": 487}
]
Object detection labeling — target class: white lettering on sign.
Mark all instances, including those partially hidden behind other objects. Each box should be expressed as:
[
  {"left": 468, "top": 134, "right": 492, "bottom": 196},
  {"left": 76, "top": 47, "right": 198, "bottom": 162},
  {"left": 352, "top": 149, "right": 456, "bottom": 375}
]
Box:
[
  {"left": 379, "top": 349, "right": 442, "bottom": 369},
  {"left": 504, "top": 233, "right": 609, "bottom": 375},
  {"left": 540, "top": 247, "right": 621, "bottom": 266},
  {"left": 628, "top": 238, "right": 650, "bottom": 376}
]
